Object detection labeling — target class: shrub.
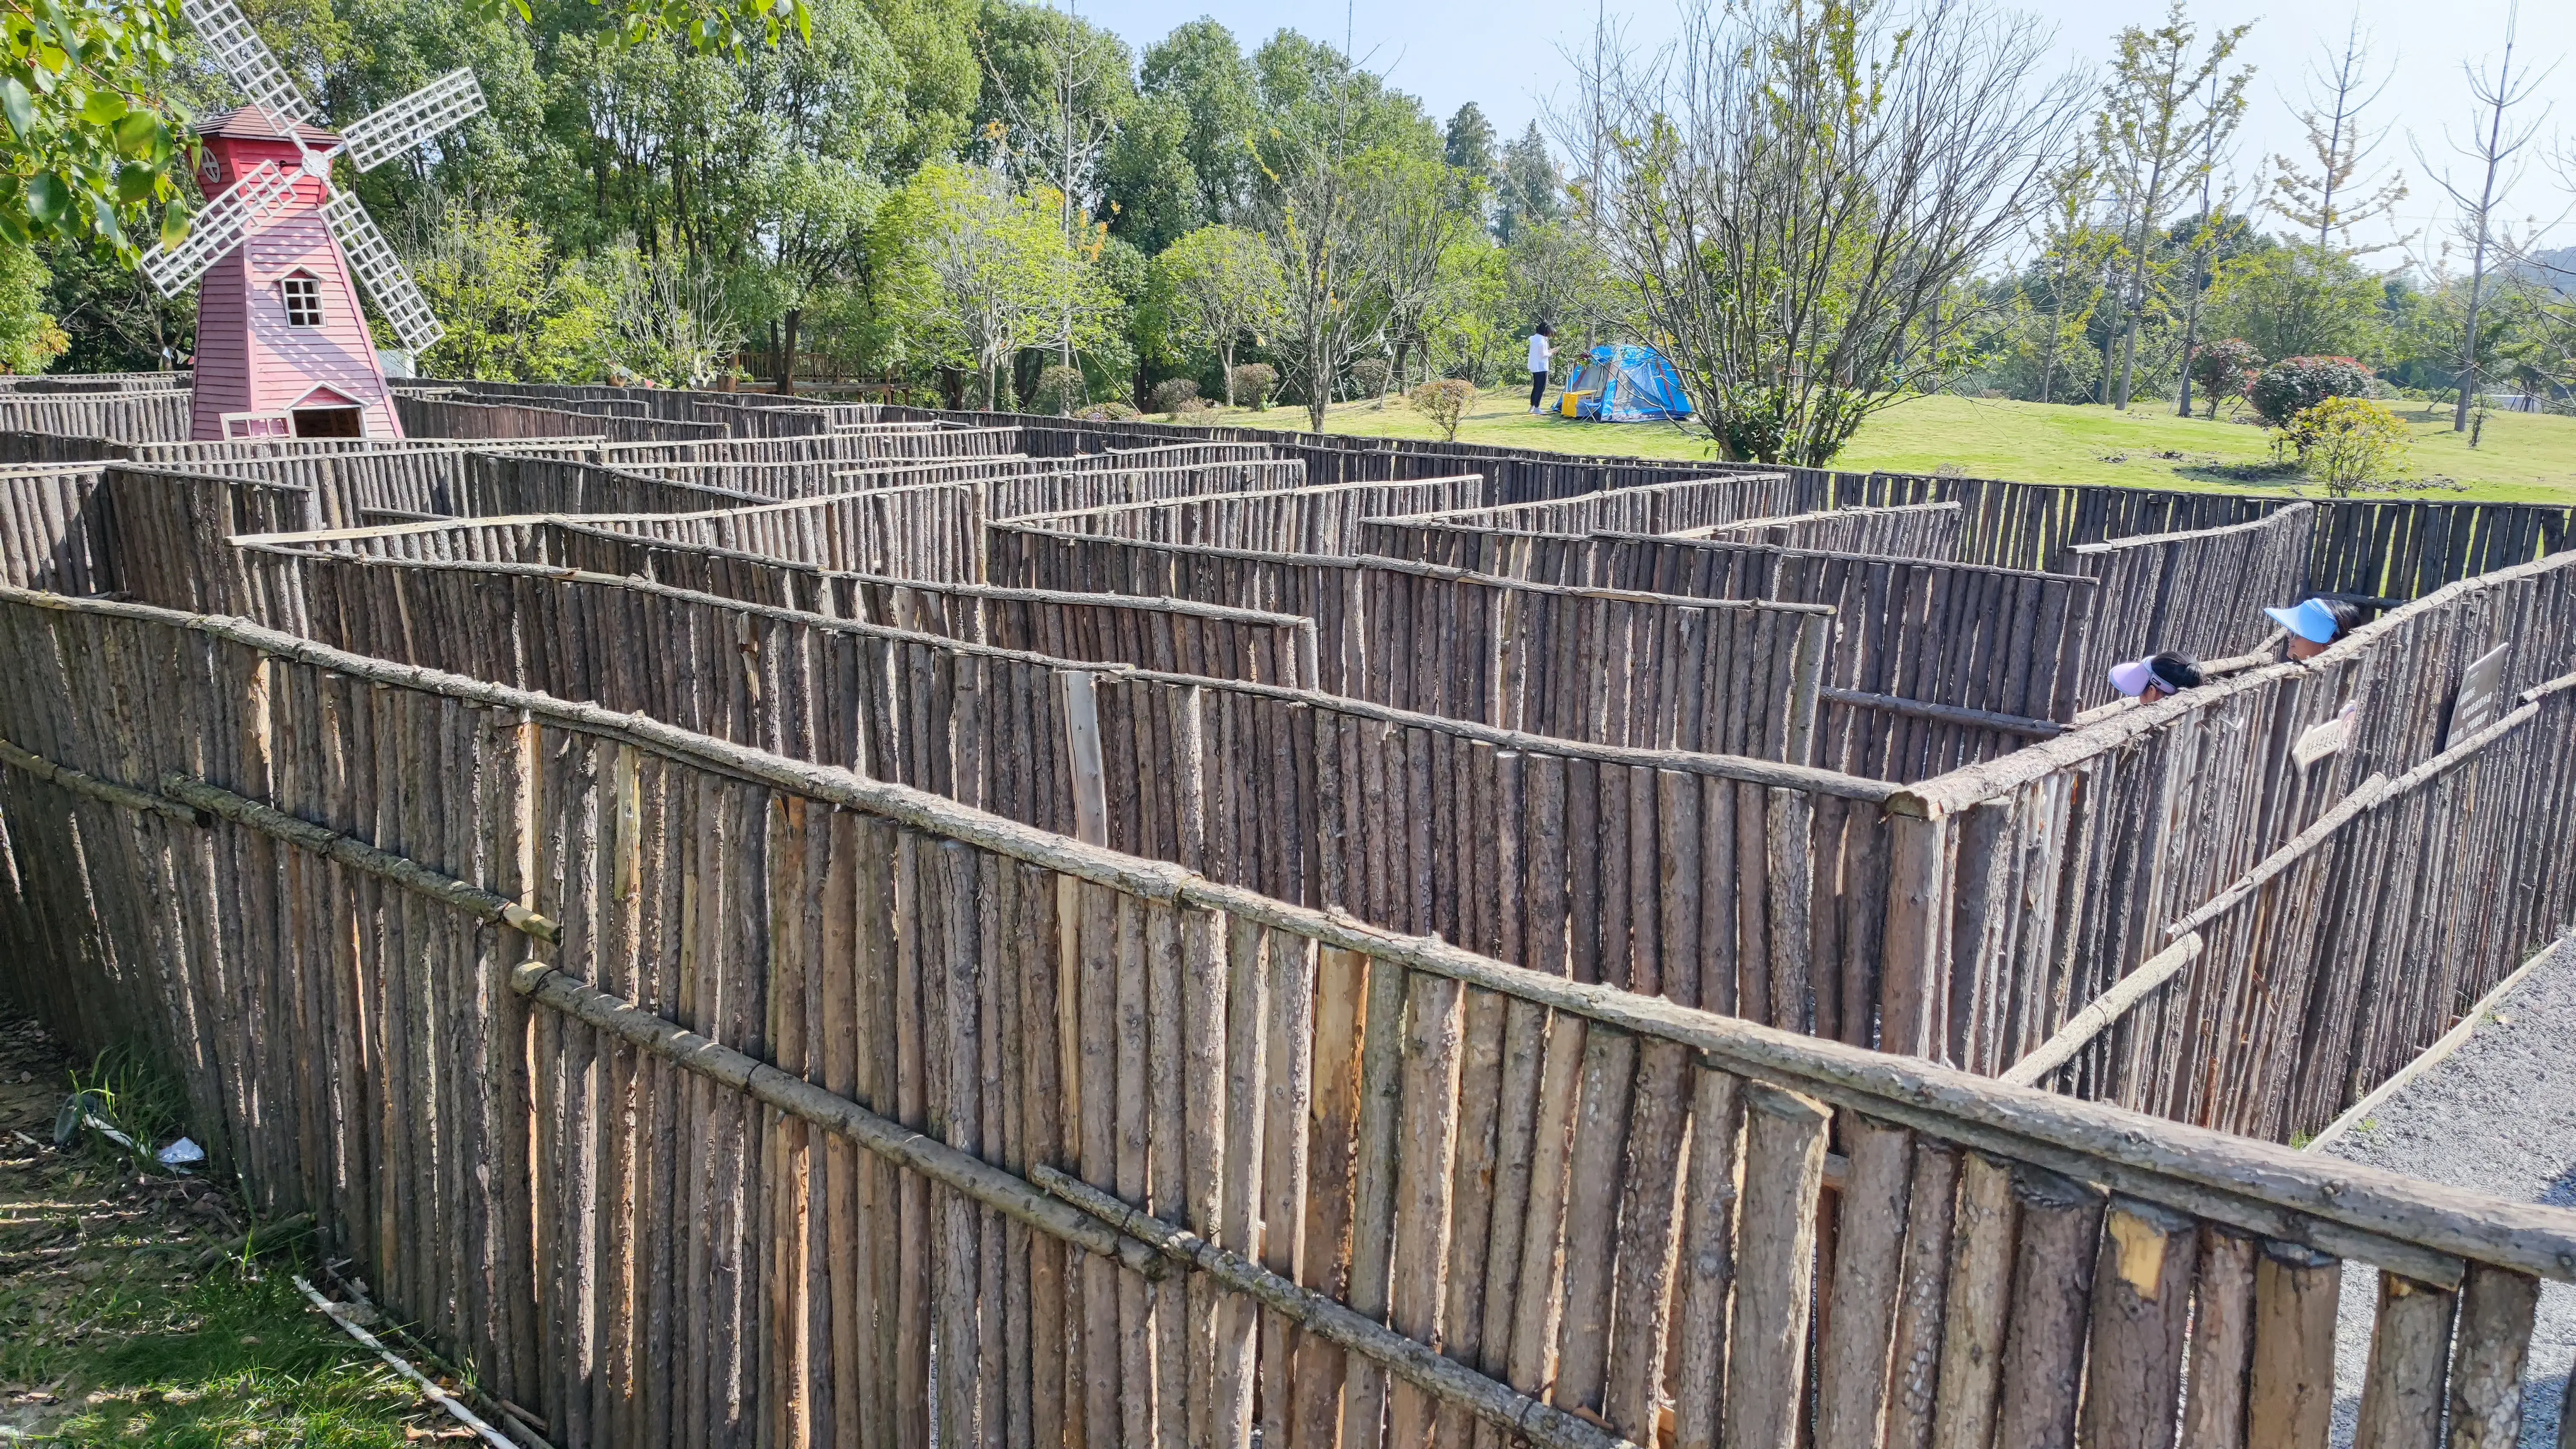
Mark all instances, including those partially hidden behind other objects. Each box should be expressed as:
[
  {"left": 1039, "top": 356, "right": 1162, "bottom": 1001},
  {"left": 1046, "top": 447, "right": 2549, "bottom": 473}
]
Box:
[
  {"left": 1149, "top": 377, "right": 1201, "bottom": 415},
  {"left": 1078, "top": 400, "right": 1140, "bottom": 421},
  {"left": 1407, "top": 378, "right": 1478, "bottom": 441},
  {"left": 2187, "top": 339, "right": 2264, "bottom": 418},
  {"left": 2283, "top": 396, "right": 2412, "bottom": 496},
  {"left": 1034, "top": 364, "right": 1086, "bottom": 415},
  {"left": 2248, "top": 355, "right": 2371, "bottom": 426},
  {"left": 1229, "top": 363, "right": 1278, "bottom": 410},
  {"left": 1351, "top": 358, "right": 1392, "bottom": 408}
]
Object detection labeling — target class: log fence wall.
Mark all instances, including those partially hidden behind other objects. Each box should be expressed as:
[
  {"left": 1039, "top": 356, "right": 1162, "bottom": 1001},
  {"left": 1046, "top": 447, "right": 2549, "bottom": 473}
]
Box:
[
  {"left": 6, "top": 587, "right": 2576, "bottom": 1449},
  {"left": 0, "top": 388, "right": 195, "bottom": 442},
  {"left": 1011, "top": 476, "right": 1491, "bottom": 555},
  {"left": 1884, "top": 549, "right": 2576, "bottom": 1142},
  {"left": 2057, "top": 504, "right": 2315, "bottom": 704}
]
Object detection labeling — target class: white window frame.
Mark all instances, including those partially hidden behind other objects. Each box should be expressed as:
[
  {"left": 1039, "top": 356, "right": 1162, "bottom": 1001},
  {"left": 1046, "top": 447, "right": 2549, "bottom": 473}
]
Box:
[
  {"left": 221, "top": 410, "right": 294, "bottom": 438},
  {"left": 280, "top": 272, "right": 323, "bottom": 328}
]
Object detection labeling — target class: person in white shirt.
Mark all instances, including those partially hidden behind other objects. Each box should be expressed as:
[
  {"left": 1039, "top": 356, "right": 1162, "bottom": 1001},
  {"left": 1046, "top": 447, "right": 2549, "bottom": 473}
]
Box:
[{"left": 1526, "top": 325, "right": 1554, "bottom": 413}]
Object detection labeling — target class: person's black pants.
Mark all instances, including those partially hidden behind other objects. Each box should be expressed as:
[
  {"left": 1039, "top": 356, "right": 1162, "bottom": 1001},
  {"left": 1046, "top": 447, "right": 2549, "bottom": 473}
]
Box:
[{"left": 1529, "top": 370, "right": 1548, "bottom": 408}]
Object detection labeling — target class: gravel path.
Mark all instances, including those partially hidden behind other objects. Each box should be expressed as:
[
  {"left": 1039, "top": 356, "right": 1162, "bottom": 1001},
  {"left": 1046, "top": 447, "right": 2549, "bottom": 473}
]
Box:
[{"left": 2320, "top": 938, "right": 2576, "bottom": 1447}]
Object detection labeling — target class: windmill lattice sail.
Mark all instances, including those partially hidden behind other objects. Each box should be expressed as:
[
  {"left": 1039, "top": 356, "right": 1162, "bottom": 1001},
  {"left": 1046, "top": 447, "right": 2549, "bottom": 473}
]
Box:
[
  {"left": 320, "top": 191, "right": 445, "bottom": 354},
  {"left": 339, "top": 69, "right": 489, "bottom": 172},
  {"left": 179, "top": 0, "right": 315, "bottom": 123},
  {"left": 138, "top": 163, "right": 298, "bottom": 298}
]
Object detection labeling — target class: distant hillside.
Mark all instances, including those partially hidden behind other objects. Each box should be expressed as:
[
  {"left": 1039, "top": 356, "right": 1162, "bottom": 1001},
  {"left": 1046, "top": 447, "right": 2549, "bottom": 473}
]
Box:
[{"left": 2518, "top": 246, "right": 2576, "bottom": 293}]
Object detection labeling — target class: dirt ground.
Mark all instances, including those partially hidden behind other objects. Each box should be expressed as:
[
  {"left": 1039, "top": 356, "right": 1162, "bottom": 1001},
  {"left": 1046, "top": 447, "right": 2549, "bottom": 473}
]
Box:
[{"left": 0, "top": 1013, "right": 464, "bottom": 1449}]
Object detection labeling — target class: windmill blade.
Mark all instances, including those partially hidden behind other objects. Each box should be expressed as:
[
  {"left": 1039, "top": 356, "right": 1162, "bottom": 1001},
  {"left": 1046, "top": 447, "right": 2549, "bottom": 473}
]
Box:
[
  {"left": 179, "top": 0, "right": 315, "bottom": 124},
  {"left": 339, "top": 69, "right": 489, "bottom": 172},
  {"left": 320, "top": 191, "right": 444, "bottom": 354},
  {"left": 137, "top": 162, "right": 298, "bottom": 298}
]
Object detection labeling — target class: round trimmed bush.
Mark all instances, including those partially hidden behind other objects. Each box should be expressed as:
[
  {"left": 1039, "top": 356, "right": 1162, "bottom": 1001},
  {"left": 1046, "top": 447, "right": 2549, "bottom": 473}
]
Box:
[
  {"left": 1149, "top": 377, "right": 1201, "bottom": 415},
  {"left": 1230, "top": 363, "right": 1278, "bottom": 410},
  {"left": 2248, "top": 355, "right": 2371, "bottom": 426}
]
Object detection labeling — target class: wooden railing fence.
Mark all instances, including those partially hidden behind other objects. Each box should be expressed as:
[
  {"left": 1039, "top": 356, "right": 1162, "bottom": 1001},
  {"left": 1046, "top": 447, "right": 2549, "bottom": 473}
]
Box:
[
  {"left": 1681, "top": 500, "right": 1963, "bottom": 559},
  {"left": 1010, "top": 476, "right": 1491, "bottom": 555},
  {"left": 394, "top": 395, "right": 731, "bottom": 444},
  {"left": 1882, "top": 549, "right": 2576, "bottom": 1139},
  {"left": 6, "top": 587, "right": 2576, "bottom": 1449},
  {"left": 0, "top": 388, "right": 194, "bottom": 441}
]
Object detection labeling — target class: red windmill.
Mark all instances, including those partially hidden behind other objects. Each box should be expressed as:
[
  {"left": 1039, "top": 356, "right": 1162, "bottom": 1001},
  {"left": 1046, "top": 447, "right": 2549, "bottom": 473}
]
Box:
[{"left": 139, "top": 0, "right": 484, "bottom": 441}]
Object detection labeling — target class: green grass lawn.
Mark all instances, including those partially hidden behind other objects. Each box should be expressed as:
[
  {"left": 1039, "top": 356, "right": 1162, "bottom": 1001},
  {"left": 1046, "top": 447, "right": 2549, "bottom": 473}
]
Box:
[{"left": 1198, "top": 389, "right": 2576, "bottom": 505}]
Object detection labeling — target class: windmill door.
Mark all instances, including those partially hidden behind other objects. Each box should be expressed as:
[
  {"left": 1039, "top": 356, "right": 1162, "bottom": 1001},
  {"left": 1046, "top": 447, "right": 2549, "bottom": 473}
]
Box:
[{"left": 289, "top": 386, "right": 367, "bottom": 438}]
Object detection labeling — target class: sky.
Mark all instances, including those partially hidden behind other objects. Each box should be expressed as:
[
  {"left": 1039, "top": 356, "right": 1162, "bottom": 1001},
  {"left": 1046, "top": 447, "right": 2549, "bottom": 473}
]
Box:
[{"left": 1065, "top": 0, "right": 2575, "bottom": 263}]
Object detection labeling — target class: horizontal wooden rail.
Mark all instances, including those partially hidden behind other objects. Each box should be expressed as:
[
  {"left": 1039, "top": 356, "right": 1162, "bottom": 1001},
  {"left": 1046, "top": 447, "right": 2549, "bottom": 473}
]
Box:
[
  {"left": 12, "top": 587, "right": 2576, "bottom": 1286},
  {"left": 1817, "top": 687, "right": 2064, "bottom": 738},
  {"left": 2001, "top": 933, "right": 2205, "bottom": 1086},
  {"left": 510, "top": 963, "right": 1166, "bottom": 1279},
  {"left": 0, "top": 736, "right": 198, "bottom": 823},
  {"left": 2165, "top": 773, "right": 2392, "bottom": 940},
  {"left": 160, "top": 775, "right": 561, "bottom": 945},
  {"left": 1031, "top": 1164, "right": 1640, "bottom": 1449}
]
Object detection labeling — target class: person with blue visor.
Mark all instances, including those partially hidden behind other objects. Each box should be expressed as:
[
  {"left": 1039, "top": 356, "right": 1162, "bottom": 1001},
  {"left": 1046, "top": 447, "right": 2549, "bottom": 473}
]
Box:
[{"left": 2264, "top": 596, "right": 2362, "bottom": 660}]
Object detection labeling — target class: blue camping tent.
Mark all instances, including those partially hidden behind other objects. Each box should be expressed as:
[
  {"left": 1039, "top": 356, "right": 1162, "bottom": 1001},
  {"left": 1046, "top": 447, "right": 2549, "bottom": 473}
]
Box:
[{"left": 1562, "top": 344, "right": 1695, "bottom": 422}]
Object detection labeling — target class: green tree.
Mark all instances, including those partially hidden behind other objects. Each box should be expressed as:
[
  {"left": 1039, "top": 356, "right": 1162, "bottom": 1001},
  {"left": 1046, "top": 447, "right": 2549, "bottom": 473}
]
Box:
[
  {"left": 0, "top": 242, "right": 69, "bottom": 373},
  {"left": 1137, "top": 20, "right": 1258, "bottom": 225},
  {"left": 872, "top": 162, "right": 1113, "bottom": 407},
  {"left": 1443, "top": 103, "right": 1497, "bottom": 186},
  {"left": 403, "top": 204, "right": 611, "bottom": 380},
  {"left": 3, "top": 0, "right": 193, "bottom": 254},
  {"left": 2093, "top": 0, "right": 2251, "bottom": 410},
  {"left": 1149, "top": 223, "right": 1280, "bottom": 403},
  {"left": 1494, "top": 122, "right": 1560, "bottom": 242},
  {"left": 1577, "top": 0, "right": 2084, "bottom": 463},
  {"left": 1099, "top": 92, "right": 1200, "bottom": 253},
  {"left": 2206, "top": 245, "right": 2388, "bottom": 364}
]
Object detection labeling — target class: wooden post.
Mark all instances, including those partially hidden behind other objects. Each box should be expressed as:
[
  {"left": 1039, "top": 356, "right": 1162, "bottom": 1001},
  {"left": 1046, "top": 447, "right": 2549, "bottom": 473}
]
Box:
[
  {"left": 2445, "top": 1262, "right": 2539, "bottom": 1449},
  {"left": 2354, "top": 1272, "right": 2456, "bottom": 1449},
  {"left": 2079, "top": 1198, "right": 2199, "bottom": 1449},
  {"left": 1722, "top": 1082, "right": 1830, "bottom": 1449},
  {"left": 1880, "top": 811, "right": 1948, "bottom": 1059},
  {"left": 2248, "top": 1241, "right": 2340, "bottom": 1449}
]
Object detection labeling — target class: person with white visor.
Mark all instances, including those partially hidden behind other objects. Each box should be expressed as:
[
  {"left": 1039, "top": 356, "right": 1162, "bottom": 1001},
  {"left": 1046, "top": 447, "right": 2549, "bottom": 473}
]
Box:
[{"left": 2108, "top": 650, "right": 2204, "bottom": 704}]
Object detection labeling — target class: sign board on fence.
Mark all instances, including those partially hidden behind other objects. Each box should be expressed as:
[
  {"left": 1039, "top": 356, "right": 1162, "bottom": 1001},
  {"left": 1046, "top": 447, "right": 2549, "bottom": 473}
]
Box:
[
  {"left": 2293, "top": 706, "right": 2357, "bottom": 769},
  {"left": 2443, "top": 643, "right": 2510, "bottom": 750}
]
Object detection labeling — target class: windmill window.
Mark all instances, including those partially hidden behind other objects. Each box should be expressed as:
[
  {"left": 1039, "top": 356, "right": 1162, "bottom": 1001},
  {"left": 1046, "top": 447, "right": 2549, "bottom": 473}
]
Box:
[{"left": 281, "top": 274, "right": 323, "bottom": 327}]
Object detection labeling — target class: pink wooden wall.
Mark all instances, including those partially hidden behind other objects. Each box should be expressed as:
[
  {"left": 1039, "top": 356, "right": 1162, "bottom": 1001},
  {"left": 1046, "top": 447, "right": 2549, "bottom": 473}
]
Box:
[{"left": 187, "top": 126, "right": 402, "bottom": 441}]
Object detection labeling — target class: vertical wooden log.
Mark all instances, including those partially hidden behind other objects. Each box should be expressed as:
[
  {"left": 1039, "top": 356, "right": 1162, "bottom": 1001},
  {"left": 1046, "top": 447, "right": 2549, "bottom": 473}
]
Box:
[
  {"left": 2354, "top": 1273, "right": 2457, "bottom": 1449},
  {"left": 2179, "top": 1227, "right": 2257, "bottom": 1449},
  {"left": 1881, "top": 813, "right": 1949, "bottom": 1059},
  {"left": 1261, "top": 931, "right": 1316, "bottom": 1447},
  {"left": 2247, "top": 1241, "right": 2340, "bottom": 1449},
  {"left": 1215, "top": 915, "right": 1268, "bottom": 1446},
  {"left": 2078, "top": 1198, "right": 2200, "bottom": 1449},
  {"left": 1720, "top": 1082, "right": 1831, "bottom": 1449},
  {"left": 1930, "top": 1152, "right": 2019, "bottom": 1449},
  {"left": 1669, "top": 1064, "right": 1745, "bottom": 1449},
  {"left": 1386, "top": 971, "right": 1466, "bottom": 1448},
  {"left": 1294, "top": 947, "right": 1368, "bottom": 1449},
  {"left": 1601, "top": 1037, "right": 1692, "bottom": 1444},
  {"left": 1339, "top": 954, "right": 1409, "bottom": 1449},
  {"left": 1991, "top": 1166, "right": 2106, "bottom": 1449},
  {"left": 1883, "top": 1141, "right": 1962, "bottom": 1449},
  {"left": 1815, "top": 1114, "right": 1917, "bottom": 1449},
  {"left": 1550, "top": 1025, "right": 1638, "bottom": 1420},
  {"left": 2445, "top": 1263, "right": 2539, "bottom": 1449}
]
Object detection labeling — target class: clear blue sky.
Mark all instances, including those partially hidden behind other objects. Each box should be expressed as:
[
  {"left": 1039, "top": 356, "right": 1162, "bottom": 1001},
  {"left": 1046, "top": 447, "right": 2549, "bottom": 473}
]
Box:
[{"left": 1066, "top": 0, "right": 2573, "bottom": 258}]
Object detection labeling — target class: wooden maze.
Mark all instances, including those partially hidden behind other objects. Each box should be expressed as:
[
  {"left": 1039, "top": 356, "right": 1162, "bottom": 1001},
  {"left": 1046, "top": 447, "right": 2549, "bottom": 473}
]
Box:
[{"left": 5, "top": 376, "right": 2576, "bottom": 1449}]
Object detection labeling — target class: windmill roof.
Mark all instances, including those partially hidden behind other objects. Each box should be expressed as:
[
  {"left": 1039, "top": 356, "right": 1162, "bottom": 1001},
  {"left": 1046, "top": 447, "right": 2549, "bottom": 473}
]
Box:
[{"left": 194, "top": 107, "right": 341, "bottom": 144}]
